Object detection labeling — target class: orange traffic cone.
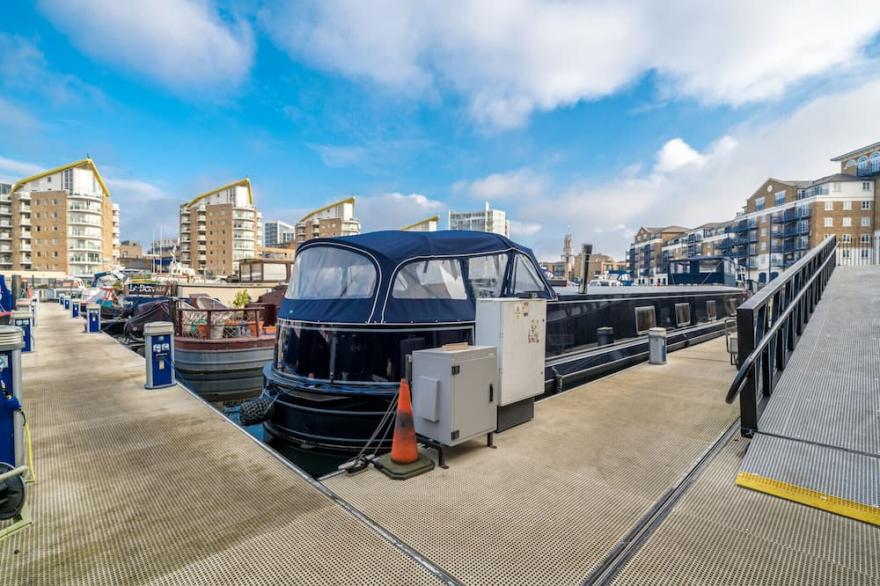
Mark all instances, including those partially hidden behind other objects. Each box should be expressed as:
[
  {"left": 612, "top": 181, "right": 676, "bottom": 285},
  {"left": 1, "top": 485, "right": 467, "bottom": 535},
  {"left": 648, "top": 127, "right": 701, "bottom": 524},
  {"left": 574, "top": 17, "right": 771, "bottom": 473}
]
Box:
[
  {"left": 390, "top": 379, "right": 418, "bottom": 464},
  {"left": 375, "top": 378, "right": 435, "bottom": 480}
]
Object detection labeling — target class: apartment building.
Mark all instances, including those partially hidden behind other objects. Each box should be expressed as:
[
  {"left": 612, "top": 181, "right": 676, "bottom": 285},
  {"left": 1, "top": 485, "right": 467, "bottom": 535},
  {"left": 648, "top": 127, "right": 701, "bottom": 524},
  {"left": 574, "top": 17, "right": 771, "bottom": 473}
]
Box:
[
  {"left": 626, "top": 141, "right": 880, "bottom": 285},
  {"left": 401, "top": 215, "right": 439, "bottom": 232},
  {"left": 179, "top": 179, "right": 262, "bottom": 277},
  {"left": 448, "top": 202, "right": 510, "bottom": 237},
  {"left": 119, "top": 240, "right": 143, "bottom": 258},
  {"left": 627, "top": 226, "right": 688, "bottom": 285},
  {"left": 295, "top": 197, "right": 360, "bottom": 243},
  {"left": 1, "top": 159, "right": 120, "bottom": 277},
  {"left": 264, "top": 220, "right": 295, "bottom": 247},
  {"left": 724, "top": 166, "right": 876, "bottom": 283}
]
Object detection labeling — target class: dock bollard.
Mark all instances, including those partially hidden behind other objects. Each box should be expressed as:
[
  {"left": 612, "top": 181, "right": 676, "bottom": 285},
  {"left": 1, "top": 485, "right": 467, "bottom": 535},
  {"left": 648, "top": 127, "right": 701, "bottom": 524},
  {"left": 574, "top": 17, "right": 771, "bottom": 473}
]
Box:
[
  {"left": 144, "top": 322, "right": 175, "bottom": 390},
  {"left": 648, "top": 327, "right": 667, "bottom": 365},
  {"left": 63, "top": 295, "right": 70, "bottom": 310},
  {"left": 85, "top": 304, "right": 101, "bottom": 334},
  {"left": 71, "top": 299, "right": 80, "bottom": 319},
  {"left": 12, "top": 310, "right": 34, "bottom": 354}
]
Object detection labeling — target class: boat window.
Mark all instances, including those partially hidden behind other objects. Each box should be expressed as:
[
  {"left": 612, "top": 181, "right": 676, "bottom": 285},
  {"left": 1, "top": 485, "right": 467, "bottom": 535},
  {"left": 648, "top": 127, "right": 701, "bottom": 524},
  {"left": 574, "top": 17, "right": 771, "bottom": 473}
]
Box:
[
  {"left": 512, "top": 254, "right": 544, "bottom": 295},
  {"left": 635, "top": 306, "right": 656, "bottom": 334},
  {"left": 393, "top": 259, "right": 467, "bottom": 300},
  {"left": 286, "top": 246, "right": 376, "bottom": 299},
  {"left": 706, "top": 300, "right": 717, "bottom": 321},
  {"left": 725, "top": 297, "right": 738, "bottom": 317},
  {"left": 675, "top": 303, "right": 691, "bottom": 327},
  {"left": 467, "top": 254, "right": 508, "bottom": 298}
]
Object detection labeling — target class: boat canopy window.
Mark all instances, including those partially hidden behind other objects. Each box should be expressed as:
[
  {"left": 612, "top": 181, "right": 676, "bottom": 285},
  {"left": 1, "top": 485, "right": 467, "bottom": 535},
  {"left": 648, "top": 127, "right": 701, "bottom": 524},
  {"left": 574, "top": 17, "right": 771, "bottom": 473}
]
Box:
[
  {"left": 392, "top": 259, "right": 467, "bottom": 300},
  {"left": 468, "top": 254, "right": 508, "bottom": 298},
  {"left": 512, "top": 253, "right": 545, "bottom": 295},
  {"left": 286, "top": 246, "right": 376, "bottom": 300}
]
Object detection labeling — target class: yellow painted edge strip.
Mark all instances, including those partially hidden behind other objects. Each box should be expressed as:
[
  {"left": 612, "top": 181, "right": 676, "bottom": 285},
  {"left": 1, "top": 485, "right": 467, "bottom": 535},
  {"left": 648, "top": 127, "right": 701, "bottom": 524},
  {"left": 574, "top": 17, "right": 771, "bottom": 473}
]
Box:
[
  {"left": 736, "top": 471, "right": 880, "bottom": 526},
  {"left": 185, "top": 178, "right": 253, "bottom": 208}
]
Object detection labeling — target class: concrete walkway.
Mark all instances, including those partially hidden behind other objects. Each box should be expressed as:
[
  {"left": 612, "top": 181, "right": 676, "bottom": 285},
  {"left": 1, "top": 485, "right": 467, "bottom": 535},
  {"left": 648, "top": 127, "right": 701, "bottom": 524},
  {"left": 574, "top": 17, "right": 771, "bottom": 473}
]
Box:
[{"left": 1, "top": 303, "right": 441, "bottom": 585}]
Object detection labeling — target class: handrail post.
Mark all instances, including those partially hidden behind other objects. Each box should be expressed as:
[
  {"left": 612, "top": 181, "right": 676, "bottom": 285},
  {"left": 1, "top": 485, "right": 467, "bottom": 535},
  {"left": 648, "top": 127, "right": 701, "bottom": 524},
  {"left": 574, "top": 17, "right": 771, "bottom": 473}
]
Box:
[{"left": 207, "top": 310, "right": 212, "bottom": 340}]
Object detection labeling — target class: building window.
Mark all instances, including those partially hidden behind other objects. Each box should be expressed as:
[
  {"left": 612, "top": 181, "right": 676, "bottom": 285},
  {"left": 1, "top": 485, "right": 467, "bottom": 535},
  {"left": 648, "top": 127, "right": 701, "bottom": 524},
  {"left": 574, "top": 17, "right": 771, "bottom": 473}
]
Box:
[
  {"left": 842, "top": 234, "right": 852, "bottom": 243},
  {"left": 842, "top": 217, "right": 852, "bottom": 227},
  {"left": 775, "top": 191, "right": 786, "bottom": 204},
  {"left": 843, "top": 200, "right": 852, "bottom": 210},
  {"left": 873, "top": 152, "right": 880, "bottom": 174},
  {"left": 863, "top": 200, "right": 873, "bottom": 210},
  {"left": 862, "top": 216, "right": 871, "bottom": 227},
  {"left": 824, "top": 217, "right": 833, "bottom": 227},
  {"left": 864, "top": 182, "right": 872, "bottom": 191},
  {"left": 755, "top": 197, "right": 765, "bottom": 211},
  {"left": 861, "top": 234, "right": 871, "bottom": 244},
  {"left": 824, "top": 201, "right": 833, "bottom": 211},
  {"left": 832, "top": 182, "right": 841, "bottom": 192},
  {"left": 760, "top": 242, "right": 767, "bottom": 251},
  {"left": 858, "top": 156, "right": 869, "bottom": 176}
]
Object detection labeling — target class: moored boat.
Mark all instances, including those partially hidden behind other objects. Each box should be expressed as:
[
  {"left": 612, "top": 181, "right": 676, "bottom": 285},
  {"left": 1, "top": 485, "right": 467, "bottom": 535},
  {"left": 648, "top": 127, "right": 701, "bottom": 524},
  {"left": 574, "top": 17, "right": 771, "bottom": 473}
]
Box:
[{"left": 257, "top": 230, "right": 746, "bottom": 455}]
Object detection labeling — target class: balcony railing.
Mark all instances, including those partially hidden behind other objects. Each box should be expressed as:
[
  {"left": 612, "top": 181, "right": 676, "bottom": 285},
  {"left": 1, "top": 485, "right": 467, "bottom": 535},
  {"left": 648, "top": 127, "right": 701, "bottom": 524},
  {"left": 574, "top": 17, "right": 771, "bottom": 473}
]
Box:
[{"left": 175, "top": 305, "right": 276, "bottom": 340}]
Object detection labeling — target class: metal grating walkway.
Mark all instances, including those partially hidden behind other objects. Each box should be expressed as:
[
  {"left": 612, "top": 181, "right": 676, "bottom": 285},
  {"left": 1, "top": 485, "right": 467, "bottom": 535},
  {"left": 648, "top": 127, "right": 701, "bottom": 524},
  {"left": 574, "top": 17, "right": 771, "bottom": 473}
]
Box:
[
  {"left": 737, "top": 266, "right": 880, "bottom": 524},
  {"left": 610, "top": 435, "right": 880, "bottom": 585},
  {"left": 326, "top": 336, "right": 740, "bottom": 585},
  {"left": 0, "top": 304, "right": 442, "bottom": 585}
]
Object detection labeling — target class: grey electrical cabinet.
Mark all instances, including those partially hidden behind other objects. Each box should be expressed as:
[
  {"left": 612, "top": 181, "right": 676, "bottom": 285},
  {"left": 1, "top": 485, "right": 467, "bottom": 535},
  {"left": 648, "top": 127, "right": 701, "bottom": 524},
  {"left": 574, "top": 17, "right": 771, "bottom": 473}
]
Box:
[{"left": 411, "top": 345, "right": 498, "bottom": 447}]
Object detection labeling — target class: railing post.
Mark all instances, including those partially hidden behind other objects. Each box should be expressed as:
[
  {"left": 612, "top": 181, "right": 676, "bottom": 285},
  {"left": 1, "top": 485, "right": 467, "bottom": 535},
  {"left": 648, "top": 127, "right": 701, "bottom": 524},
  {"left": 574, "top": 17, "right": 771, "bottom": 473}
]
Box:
[
  {"left": 207, "top": 310, "right": 212, "bottom": 340},
  {"left": 737, "top": 305, "right": 758, "bottom": 436}
]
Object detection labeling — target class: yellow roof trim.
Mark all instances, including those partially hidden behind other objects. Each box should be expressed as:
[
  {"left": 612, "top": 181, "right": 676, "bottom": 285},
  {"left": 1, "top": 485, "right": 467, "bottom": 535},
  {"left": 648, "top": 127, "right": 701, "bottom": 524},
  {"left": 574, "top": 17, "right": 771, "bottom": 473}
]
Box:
[
  {"left": 11, "top": 158, "right": 111, "bottom": 198},
  {"left": 297, "top": 196, "right": 355, "bottom": 224},
  {"left": 184, "top": 178, "right": 253, "bottom": 208},
  {"left": 401, "top": 215, "right": 440, "bottom": 231}
]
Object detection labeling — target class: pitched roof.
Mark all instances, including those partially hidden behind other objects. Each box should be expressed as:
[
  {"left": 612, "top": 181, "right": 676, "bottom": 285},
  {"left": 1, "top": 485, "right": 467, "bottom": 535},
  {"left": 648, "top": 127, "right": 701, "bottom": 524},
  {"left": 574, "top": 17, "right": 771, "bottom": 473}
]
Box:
[
  {"left": 830, "top": 141, "right": 880, "bottom": 161},
  {"left": 184, "top": 178, "right": 253, "bottom": 207},
  {"left": 11, "top": 158, "right": 110, "bottom": 198}
]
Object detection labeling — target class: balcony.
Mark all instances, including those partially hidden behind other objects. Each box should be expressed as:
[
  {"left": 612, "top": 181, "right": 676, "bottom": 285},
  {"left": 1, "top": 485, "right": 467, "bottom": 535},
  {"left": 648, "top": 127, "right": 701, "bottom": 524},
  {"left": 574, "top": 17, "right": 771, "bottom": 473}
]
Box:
[{"left": 734, "top": 219, "right": 757, "bottom": 232}]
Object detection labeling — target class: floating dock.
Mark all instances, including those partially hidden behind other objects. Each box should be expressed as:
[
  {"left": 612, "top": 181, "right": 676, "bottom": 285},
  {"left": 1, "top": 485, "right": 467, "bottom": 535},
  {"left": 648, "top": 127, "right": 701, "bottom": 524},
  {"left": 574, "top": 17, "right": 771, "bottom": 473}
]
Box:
[
  {"left": 1, "top": 305, "right": 443, "bottom": 584},
  {"left": 3, "top": 277, "right": 879, "bottom": 585}
]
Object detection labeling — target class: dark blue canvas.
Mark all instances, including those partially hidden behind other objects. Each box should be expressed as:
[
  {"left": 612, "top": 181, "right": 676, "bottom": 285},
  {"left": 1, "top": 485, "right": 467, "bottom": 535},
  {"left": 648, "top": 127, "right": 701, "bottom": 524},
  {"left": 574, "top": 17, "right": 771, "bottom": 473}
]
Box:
[{"left": 279, "top": 230, "right": 555, "bottom": 324}]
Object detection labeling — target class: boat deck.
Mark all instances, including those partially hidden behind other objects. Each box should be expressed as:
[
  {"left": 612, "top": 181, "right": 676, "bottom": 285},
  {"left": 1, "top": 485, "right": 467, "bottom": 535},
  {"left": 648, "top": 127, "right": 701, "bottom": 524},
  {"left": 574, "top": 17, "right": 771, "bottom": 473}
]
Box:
[{"left": 1, "top": 304, "right": 442, "bottom": 585}]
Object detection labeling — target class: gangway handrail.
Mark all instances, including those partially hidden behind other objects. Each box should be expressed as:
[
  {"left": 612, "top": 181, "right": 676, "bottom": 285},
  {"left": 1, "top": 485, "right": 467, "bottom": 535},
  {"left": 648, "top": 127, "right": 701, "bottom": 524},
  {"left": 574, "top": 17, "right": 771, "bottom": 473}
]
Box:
[{"left": 724, "top": 236, "right": 837, "bottom": 437}]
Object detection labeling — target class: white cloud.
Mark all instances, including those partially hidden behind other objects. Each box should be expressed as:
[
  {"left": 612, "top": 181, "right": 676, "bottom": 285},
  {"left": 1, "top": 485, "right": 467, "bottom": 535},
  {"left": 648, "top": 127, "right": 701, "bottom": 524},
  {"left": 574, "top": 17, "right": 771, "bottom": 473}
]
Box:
[
  {"left": 469, "top": 78, "right": 880, "bottom": 258},
  {"left": 260, "top": 0, "right": 880, "bottom": 129},
  {"left": 38, "top": 0, "right": 254, "bottom": 93},
  {"left": 104, "top": 175, "right": 179, "bottom": 245},
  {"left": 357, "top": 192, "right": 445, "bottom": 232},
  {"left": 654, "top": 138, "right": 705, "bottom": 173},
  {"left": 455, "top": 168, "right": 547, "bottom": 201},
  {"left": 0, "top": 155, "right": 42, "bottom": 180},
  {"left": 508, "top": 219, "right": 541, "bottom": 237}
]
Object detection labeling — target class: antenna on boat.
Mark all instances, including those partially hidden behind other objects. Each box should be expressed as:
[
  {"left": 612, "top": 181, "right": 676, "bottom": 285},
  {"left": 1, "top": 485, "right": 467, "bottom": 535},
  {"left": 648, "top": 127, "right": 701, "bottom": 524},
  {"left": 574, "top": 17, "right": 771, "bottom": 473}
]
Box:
[{"left": 579, "top": 244, "right": 593, "bottom": 294}]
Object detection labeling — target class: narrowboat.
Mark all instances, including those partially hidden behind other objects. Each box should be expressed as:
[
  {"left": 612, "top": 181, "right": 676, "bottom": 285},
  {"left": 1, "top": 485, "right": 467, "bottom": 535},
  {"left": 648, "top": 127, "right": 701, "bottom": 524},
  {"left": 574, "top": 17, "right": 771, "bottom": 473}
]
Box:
[{"left": 258, "top": 231, "right": 746, "bottom": 454}]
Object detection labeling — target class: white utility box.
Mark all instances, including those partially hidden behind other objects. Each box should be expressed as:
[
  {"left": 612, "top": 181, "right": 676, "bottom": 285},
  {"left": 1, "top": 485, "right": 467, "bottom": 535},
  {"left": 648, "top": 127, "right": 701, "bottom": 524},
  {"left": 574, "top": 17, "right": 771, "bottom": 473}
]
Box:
[
  {"left": 475, "top": 298, "right": 546, "bottom": 430},
  {"left": 411, "top": 345, "right": 498, "bottom": 447}
]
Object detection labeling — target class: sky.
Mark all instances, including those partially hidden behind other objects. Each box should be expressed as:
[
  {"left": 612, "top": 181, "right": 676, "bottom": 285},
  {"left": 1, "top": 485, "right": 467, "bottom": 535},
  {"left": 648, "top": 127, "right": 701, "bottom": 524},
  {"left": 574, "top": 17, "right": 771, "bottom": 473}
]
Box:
[{"left": 1, "top": 0, "right": 880, "bottom": 260}]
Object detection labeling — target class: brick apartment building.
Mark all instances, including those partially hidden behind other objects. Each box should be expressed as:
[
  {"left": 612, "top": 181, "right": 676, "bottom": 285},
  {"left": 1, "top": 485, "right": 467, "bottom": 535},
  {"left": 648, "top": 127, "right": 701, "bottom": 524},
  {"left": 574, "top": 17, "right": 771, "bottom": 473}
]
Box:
[{"left": 627, "top": 141, "right": 880, "bottom": 285}]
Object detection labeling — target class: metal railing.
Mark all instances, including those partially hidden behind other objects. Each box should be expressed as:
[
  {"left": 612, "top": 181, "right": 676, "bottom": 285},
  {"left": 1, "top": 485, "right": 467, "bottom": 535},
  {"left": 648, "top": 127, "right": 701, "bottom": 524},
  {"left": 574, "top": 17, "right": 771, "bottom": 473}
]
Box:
[
  {"left": 174, "top": 305, "right": 276, "bottom": 340},
  {"left": 725, "top": 236, "right": 837, "bottom": 436}
]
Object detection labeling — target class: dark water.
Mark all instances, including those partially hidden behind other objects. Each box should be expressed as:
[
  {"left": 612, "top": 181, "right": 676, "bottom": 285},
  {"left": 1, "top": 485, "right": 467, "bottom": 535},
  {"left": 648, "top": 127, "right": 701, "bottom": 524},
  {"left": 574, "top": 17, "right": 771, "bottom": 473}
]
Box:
[{"left": 220, "top": 402, "right": 348, "bottom": 478}]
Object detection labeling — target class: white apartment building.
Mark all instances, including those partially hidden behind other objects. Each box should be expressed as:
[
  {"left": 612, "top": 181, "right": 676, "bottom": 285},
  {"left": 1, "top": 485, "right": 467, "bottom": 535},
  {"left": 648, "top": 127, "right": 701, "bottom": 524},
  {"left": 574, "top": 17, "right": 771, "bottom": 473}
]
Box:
[
  {"left": 264, "top": 219, "right": 295, "bottom": 247},
  {"left": 448, "top": 202, "right": 510, "bottom": 237}
]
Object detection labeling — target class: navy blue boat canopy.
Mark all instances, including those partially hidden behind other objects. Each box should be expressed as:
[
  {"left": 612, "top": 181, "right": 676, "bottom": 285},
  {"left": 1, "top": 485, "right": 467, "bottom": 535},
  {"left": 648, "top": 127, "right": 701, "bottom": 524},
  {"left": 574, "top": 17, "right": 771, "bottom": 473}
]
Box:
[{"left": 279, "top": 230, "right": 556, "bottom": 324}]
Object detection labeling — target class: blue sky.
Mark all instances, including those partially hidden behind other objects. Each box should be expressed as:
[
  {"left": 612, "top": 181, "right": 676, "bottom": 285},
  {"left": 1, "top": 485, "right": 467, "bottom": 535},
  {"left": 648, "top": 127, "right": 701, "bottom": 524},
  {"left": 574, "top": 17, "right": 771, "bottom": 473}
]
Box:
[{"left": 2, "top": 1, "right": 880, "bottom": 259}]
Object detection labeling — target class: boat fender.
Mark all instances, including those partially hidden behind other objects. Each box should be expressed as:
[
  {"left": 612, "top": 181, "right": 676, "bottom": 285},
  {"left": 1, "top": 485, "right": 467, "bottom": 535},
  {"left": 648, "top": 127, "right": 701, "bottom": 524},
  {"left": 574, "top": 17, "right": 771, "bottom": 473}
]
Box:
[{"left": 239, "top": 397, "right": 274, "bottom": 427}]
